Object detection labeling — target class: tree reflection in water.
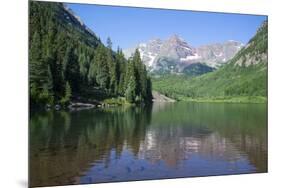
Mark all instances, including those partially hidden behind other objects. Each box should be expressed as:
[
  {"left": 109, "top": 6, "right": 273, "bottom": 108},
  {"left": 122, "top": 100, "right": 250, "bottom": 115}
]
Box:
[{"left": 30, "top": 102, "right": 267, "bottom": 187}]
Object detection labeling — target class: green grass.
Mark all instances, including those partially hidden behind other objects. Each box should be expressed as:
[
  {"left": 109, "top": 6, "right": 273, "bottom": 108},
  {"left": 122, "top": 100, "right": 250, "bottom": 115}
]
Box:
[
  {"left": 103, "top": 97, "right": 128, "bottom": 106},
  {"left": 176, "top": 96, "right": 267, "bottom": 104},
  {"left": 152, "top": 63, "right": 267, "bottom": 104}
]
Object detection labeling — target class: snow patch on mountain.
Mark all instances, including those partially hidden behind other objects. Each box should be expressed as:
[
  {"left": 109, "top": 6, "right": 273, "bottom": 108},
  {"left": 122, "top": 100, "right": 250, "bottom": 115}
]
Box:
[
  {"left": 124, "top": 35, "right": 243, "bottom": 73},
  {"left": 180, "top": 53, "right": 201, "bottom": 62}
]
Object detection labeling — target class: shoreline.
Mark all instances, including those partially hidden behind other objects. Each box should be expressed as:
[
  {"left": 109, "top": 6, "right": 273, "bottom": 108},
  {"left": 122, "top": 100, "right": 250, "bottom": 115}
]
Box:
[
  {"left": 38, "top": 95, "right": 266, "bottom": 112},
  {"left": 176, "top": 96, "right": 267, "bottom": 104}
]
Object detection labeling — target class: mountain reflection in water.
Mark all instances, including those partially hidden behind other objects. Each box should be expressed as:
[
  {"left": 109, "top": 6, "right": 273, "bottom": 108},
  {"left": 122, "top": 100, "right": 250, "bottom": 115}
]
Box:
[{"left": 30, "top": 102, "right": 267, "bottom": 187}]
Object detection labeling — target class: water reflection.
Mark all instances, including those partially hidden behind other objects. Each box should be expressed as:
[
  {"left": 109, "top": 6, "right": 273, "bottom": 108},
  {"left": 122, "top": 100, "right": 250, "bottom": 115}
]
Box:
[
  {"left": 139, "top": 103, "right": 267, "bottom": 170},
  {"left": 29, "top": 102, "right": 267, "bottom": 187}
]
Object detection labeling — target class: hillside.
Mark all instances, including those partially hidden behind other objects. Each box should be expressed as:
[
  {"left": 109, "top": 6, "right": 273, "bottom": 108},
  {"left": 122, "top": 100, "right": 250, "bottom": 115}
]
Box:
[
  {"left": 152, "top": 21, "right": 268, "bottom": 103},
  {"left": 29, "top": 1, "right": 152, "bottom": 108}
]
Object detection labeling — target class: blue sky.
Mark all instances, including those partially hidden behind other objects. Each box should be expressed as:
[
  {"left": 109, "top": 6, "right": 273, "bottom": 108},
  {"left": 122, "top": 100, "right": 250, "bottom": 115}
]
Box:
[{"left": 67, "top": 3, "right": 267, "bottom": 50}]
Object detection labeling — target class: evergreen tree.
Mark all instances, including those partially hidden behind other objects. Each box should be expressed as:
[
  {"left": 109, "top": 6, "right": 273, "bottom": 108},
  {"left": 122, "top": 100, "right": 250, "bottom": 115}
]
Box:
[
  {"left": 95, "top": 45, "right": 109, "bottom": 89},
  {"left": 30, "top": 31, "right": 42, "bottom": 89},
  {"left": 132, "top": 49, "right": 148, "bottom": 101},
  {"left": 106, "top": 37, "right": 118, "bottom": 94},
  {"left": 146, "top": 77, "right": 153, "bottom": 101},
  {"left": 139, "top": 64, "right": 148, "bottom": 100},
  {"left": 51, "top": 32, "right": 66, "bottom": 100},
  {"left": 87, "top": 59, "right": 96, "bottom": 85},
  {"left": 116, "top": 47, "right": 126, "bottom": 95},
  {"left": 125, "top": 60, "right": 137, "bottom": 103},
  {"left": 60, "top": 81, "right": 72, "bottom": 105},
  {"left": 64, "top": 45, "right": 80, "bottom": 93},
  {"left": 106, "top": 37, "right": 113, "bottom": 49},
  {"left": 30, "top": 31, "right": 53, "bottom": 105},
  {"left": 78, "top": 52, "right": 89, "bottom": 83}
]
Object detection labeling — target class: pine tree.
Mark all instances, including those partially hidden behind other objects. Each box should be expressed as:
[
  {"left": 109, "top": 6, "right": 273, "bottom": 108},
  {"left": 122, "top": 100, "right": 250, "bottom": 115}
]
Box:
[
  {"left": 64, "top": 45, "right": 80, "bottom": 93},
  {"left": 125, "top": 60, "right": 137, "bottom": 103},
  {"left": 107, "top": 50, "right": 117, "bottom": 93},
  {"left": 88, "top": 59, "right": 96, "bottom": 85},
  {"left": 146, "top": 77, "right": 153, "bottom": 101},
  {"left": 30, "top": 31, "right": 42, "bottom": 89},
  {"left": 139, "top": 64, "right": 148, "bottom": 100},
  {"left": 106, "top": 37, "right": 117, "bottom": 94},
  {"left": 116, "top": 47, "right": 126, "bottom": 95},
  {"left": 106, "top": 37, "right": 112, "bottom": 49},
  {"left": 30, "top": 31, "right": 53, "bottom": 105},
  {"left": 65, "top": 81, "right": 72, "bottom": 101},
  {"left": 95, "top": 45, "right": 109, "bottom": 89},
  {"left": 78, "top": 52, "right": 89, "bottom": 83},
  {"left": 60, "top": 81, "right": 72, "bottom": 105},
  {"left": 132, "top": 49, "right": 147, "bottom": 101},
  {"left": 51, "top": 32, "right": 67, "bottom": 100}
]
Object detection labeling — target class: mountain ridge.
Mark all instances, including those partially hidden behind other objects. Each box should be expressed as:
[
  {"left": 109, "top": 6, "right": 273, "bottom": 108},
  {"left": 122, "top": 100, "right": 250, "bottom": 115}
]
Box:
[{"left": 124, "top": 35, "right": 243, "bottom": 75}]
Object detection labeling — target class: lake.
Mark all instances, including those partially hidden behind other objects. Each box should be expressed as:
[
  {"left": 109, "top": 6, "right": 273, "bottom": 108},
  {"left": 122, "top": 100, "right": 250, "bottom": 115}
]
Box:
[{"left": 29, "top": 102, "right": 267, "bottom": 187}]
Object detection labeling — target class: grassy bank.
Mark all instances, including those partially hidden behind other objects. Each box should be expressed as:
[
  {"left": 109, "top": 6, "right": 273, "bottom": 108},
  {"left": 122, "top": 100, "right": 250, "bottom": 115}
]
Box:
[
  {"left": 175, "top": 95, "right": 267, "bottom": 104},
  {"left": 102, "top": 97, "right": 134, "bottom": 106}
]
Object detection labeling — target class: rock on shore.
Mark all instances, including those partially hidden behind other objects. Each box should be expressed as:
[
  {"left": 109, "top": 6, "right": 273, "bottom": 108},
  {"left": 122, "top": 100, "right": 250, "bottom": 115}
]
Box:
[{"left": 152, "top": 91, "right": 176, "bottom": 102}]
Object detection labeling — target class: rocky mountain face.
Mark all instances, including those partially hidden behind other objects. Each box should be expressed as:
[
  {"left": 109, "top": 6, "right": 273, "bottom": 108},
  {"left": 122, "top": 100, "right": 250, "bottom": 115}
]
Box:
[
  {"left": 62, "top": 4, "right": 98, "bottom": 38},
  {"left": 230, "top": 21, "right": 268, "bottom": 67},
  {"left": 124, "top": 35, "right": 243, "bottom": 75},
  {"left": 197, "top": 40, "right": 243, "bottom": 67}
]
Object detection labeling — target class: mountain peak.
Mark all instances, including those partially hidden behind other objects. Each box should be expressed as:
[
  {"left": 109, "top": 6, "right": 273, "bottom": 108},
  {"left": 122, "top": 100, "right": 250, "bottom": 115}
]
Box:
[
  {"left": 226, "top": 40, "right": 244, "bottom": 46},
  {"left": 124, "top": 35, "right": 244, "bottom": 72},
  {"left": 149, "top": 38, "right": 162, "bottom": 42},
  {"left": 168, "top": 34, "right": 184, "bottom": 42},
  {"left": 227, "top": 39, "right": 239, "bottom": 43}
]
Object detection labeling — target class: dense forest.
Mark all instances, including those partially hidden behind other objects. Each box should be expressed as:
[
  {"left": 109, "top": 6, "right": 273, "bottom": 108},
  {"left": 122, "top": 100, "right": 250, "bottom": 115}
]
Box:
[
  {"left": 29, "top": 1, "right": 152, "bottom": 108},
  {"left": 153, "top": 21, "right": 268, "bottom": 103}
]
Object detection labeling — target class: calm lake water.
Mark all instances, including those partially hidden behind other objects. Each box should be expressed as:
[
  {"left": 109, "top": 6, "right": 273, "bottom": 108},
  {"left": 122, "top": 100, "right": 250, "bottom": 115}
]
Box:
[{"left": 29, "top": 102, "right": 267, "bottom": 187}]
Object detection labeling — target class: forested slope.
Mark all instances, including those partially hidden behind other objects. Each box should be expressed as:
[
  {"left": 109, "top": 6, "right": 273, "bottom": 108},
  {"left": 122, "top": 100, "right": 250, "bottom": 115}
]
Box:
[{"left": 29, "top": 1, "right": 152, "bottom": 108}]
